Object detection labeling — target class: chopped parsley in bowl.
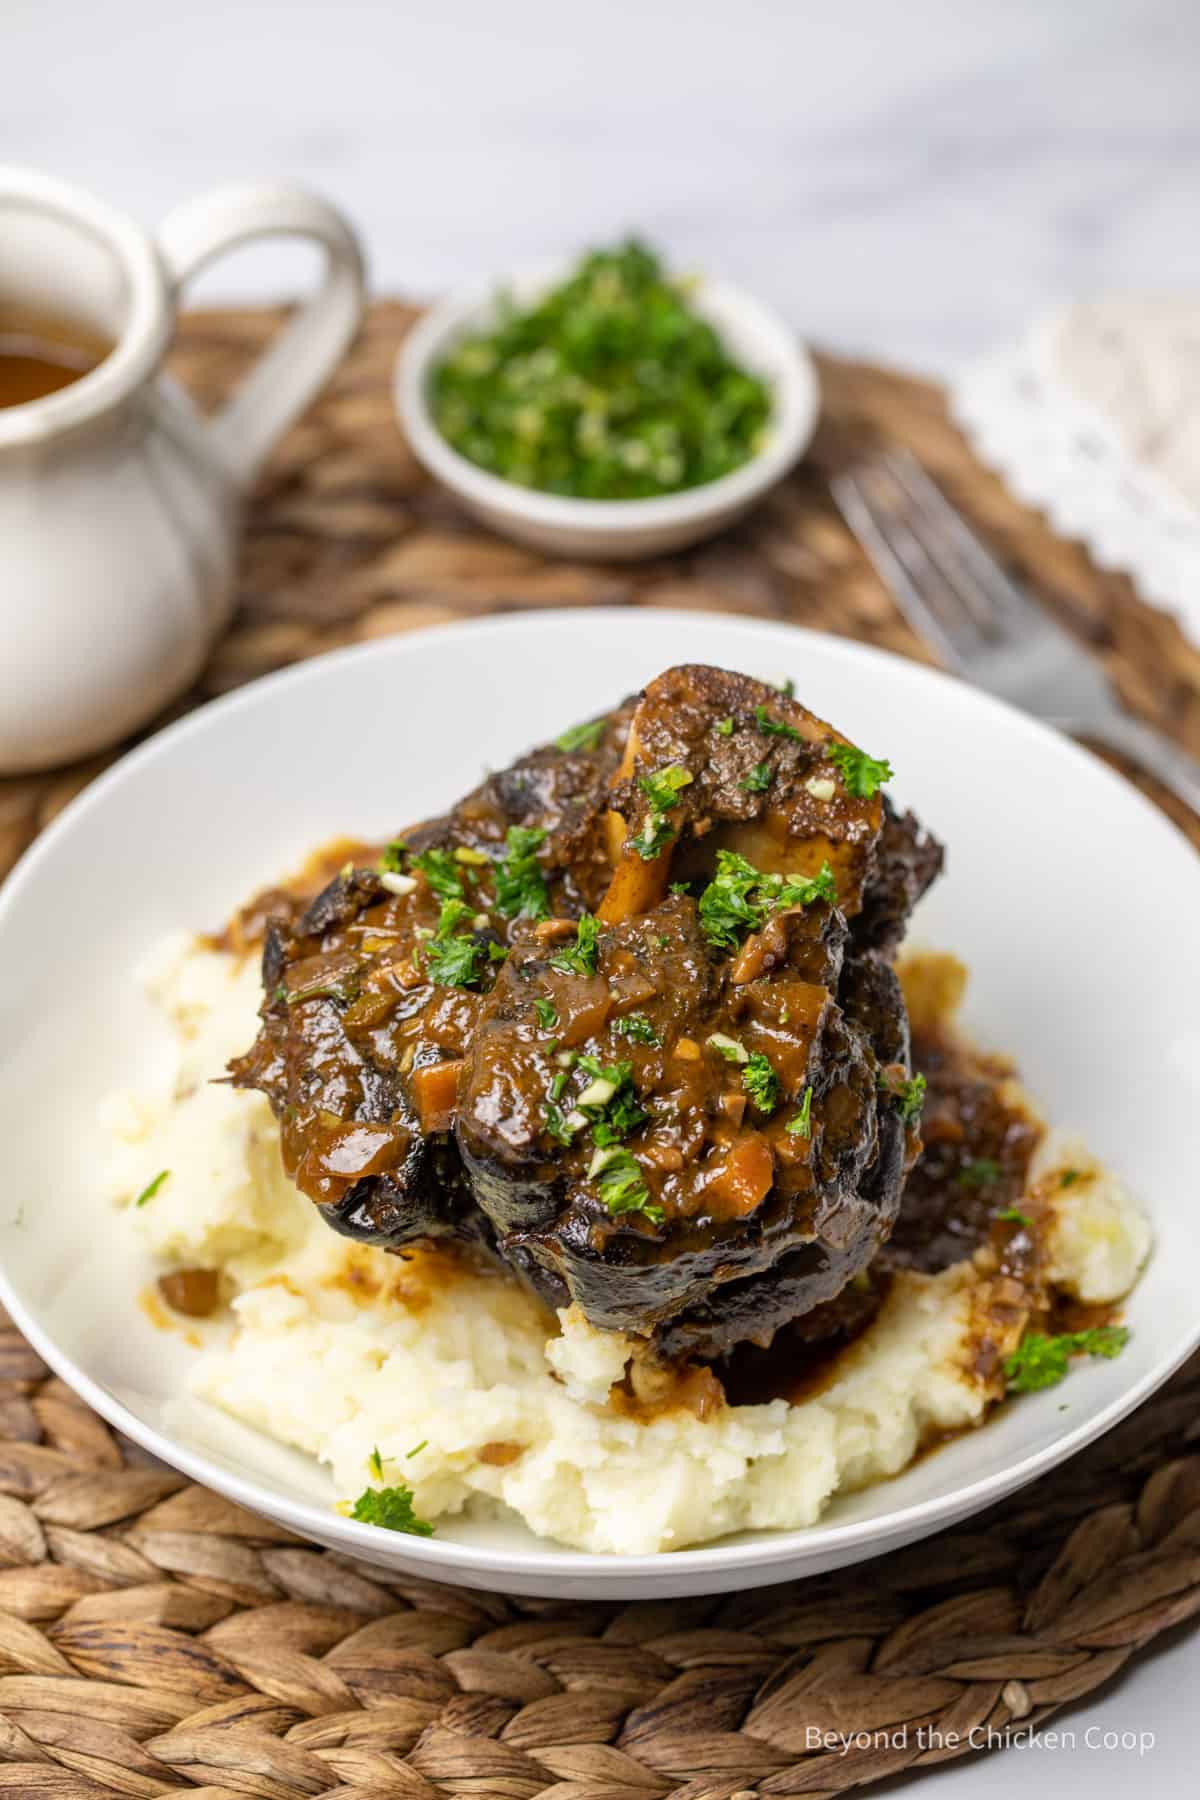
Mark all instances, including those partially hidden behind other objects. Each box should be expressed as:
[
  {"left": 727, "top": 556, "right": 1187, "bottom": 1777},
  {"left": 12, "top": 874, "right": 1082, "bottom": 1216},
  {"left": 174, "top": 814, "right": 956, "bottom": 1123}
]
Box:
[
  {"left": 396, "top": 245, "right": 819, "bottom": 558},
  {"left": 428, "top": 240, "right": 772, "bottom": 502}
]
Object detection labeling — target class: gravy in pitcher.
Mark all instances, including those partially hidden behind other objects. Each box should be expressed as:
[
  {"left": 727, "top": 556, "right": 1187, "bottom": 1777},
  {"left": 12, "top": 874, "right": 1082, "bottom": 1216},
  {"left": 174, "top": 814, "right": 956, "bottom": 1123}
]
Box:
[{"left": 0, "top": 309, "right": 112, "bottom": 408}]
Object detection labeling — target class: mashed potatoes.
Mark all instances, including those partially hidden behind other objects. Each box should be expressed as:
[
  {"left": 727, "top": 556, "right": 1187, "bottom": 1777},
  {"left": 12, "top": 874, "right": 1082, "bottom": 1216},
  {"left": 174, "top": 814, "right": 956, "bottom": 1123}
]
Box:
[{"left": 101, "top": 935, "right": 1151, "bottom": 1554}]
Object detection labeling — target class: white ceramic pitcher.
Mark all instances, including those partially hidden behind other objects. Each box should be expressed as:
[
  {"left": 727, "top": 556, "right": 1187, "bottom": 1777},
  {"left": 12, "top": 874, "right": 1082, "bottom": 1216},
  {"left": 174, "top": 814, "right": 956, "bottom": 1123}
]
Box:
[{"left": 0, "top": 167, "right": 366, "bottom": 774}]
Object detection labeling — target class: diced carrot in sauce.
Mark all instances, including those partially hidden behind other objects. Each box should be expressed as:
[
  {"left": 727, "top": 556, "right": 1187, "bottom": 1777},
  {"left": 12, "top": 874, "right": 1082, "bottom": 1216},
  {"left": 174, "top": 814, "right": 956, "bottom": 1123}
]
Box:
[
  {"left": 412, "top": 1060, "right": 464, "bottom": 1135},
  {"left": 707, "top": 1132, "right": 775, "bottom": 1216},
  {"left": 673, "top": 1037, "right": 701, "bottom": 1061}
]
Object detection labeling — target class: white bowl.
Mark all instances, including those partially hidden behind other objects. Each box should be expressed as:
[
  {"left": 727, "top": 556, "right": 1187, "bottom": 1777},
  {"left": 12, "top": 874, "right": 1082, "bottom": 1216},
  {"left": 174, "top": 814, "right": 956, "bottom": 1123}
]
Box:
[
  {"left": 1, "top": 609, "right": 1197, "bottom": 1601},
  {"left": 395, "top": 263, "right": 819, "bottom": 559}
]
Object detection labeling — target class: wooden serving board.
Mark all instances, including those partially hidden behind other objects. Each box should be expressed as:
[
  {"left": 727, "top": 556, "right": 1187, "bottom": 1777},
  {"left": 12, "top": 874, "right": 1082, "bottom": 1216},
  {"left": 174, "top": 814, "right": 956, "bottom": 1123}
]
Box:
[{"left": 0, "top": 302, "right": 1196, "bottom": 1798}]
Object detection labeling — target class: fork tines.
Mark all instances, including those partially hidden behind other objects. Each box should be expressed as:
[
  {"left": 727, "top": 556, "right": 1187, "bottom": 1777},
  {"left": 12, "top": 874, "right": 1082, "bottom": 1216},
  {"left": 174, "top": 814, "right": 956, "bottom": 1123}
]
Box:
[{"left": 831, "top": 449, "right": 1051, "bottom": 664}]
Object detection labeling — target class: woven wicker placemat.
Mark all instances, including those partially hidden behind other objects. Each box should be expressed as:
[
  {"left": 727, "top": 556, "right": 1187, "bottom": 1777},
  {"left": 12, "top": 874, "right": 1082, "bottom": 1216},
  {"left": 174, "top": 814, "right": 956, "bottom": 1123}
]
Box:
[{"left": 1, "top": 303, "right": 1197, "bottom": 1798}]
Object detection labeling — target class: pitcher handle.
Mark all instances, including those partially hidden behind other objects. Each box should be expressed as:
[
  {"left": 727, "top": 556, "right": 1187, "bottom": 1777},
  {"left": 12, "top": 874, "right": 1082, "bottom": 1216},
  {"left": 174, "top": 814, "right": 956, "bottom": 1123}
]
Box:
[{"left": 157, "top": 182, "right": 366, "bottom": 488}]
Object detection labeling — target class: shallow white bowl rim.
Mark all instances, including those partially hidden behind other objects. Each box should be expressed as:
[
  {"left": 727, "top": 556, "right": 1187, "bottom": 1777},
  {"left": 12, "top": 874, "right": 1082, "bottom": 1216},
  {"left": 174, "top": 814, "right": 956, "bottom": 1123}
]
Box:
[{"left": 0, "top": 610, "right": 1196, "bottom": 1585}]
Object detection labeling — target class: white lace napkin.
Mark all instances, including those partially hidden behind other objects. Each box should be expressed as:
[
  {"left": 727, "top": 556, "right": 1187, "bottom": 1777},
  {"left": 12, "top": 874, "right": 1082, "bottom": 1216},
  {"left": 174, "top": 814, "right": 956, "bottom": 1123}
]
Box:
[{"left": 951, "top": 299, "right": 1200, "bottom": 645}]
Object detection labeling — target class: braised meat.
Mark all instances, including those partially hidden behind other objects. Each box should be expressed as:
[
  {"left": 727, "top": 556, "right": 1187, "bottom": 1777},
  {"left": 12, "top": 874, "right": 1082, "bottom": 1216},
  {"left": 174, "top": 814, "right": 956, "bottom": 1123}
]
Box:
[
  {"left": 229, "top": 706, "right": 631, "bottom": 1242},
  {"left": 231, "top": 663, "right": 942, "bottom": 1361},
  {"left": 597, "top": 664, "right": 886, "bottom": 927},
  {"left": 456, "top": 667, "right": 930, "bottom": 1355},
  {"left": 879, "top": 1010, "right": 1041, "bottom": 1275},
  {"left": 596, "top": 663, "right": 940, "bottom": 945},
  {"left": 457, "top": 892, "right": 915, "bottom": 1358},
  {"left": 853, "top": 796, "right": 944, "bottom": 957}
]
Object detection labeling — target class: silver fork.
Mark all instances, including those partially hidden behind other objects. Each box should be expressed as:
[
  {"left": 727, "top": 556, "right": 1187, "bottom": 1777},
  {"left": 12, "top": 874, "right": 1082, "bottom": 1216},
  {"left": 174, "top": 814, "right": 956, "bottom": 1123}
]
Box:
[{"left": 831, "top": 449, "right": 1200, "bottom": 815}]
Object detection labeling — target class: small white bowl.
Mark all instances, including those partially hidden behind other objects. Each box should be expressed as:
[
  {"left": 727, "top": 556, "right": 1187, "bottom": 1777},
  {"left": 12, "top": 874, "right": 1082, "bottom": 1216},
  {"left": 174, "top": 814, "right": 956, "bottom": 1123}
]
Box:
[{"left": 395, "top": 261, "right": 820, "bottom": 560}]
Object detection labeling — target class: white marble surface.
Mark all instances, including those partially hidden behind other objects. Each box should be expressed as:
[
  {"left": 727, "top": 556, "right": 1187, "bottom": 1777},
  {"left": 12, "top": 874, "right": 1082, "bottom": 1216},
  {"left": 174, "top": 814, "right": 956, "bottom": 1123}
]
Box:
[
  {"left": 5, "top": 1, "right": 1199, "bottom": 1786},
  {"left": 6, "top": 0, "right": 1200, "bottom": 374}
]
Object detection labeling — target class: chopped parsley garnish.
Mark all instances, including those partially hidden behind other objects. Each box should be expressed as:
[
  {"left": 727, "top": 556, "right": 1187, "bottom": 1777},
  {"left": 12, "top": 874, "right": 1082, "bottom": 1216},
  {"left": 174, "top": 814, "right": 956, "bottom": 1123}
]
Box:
[
  {"left": 548, "top": 1063, "right": 574, "bottom": 1102},
  {"left": 740, "top": 761, "right": 773, "bottom": 793},
  {"left": 697, "top": 852, "right": 767, "bottom": 949},
  {"left": 406, "top": 1440, "right": 428, "bottom": 1458},
  {"left": 896, "top": 1075, "right": 926, "bottom": 1123},
  {"left": 786, "top": 1087, "right": 814, "bottom": 1138},
  {"left": 633, "top": 814, "right": 677, "bottom": 861},
  {"left": 697, "top": 850, "right": 838, "bottom": 951},
  {"left": 958, "top": 1158, "right": 1002, "bottom": 1189},
  {"left": 432, "top": 896, "right": 470, "bottom": 936},
  {"left": 575, "top": 1055, "right": 631, "bottom": 1102},
  {"left": 543, "top": 1100, "right": 578, "bottom": 1146},
  {"left": 776, "top": 866, "right": 838, "bottom": 908},
  {"left": 134, "top": 1169, "right": 170, "bottom": 1208},
  {"left": 632, "top": 764, "right": 693, "bottom": 862},
  {"left": 576, "top": 1055, "right": 648, "bottom": 1142},
  {"left": 493, "top": 825, "right": 549, "bottom": 920},
  {"left": 827, "top": 741, "right": 893, "bottom": 799},
  {"left": 1003, "top": 1326, "right": 1129, "bottom": 1394},
  {"left": 349, "top": 1482, "right": 434, "bottom": 1536},
  {"left": 555, "top": 718, "right": 606, "bottom": 753},
  {"left": 714, "top": 717, "right": 735, "bottom": 737},
  {"left": 886, "top": 1072, "right": 927, "bottom": 1125},
  {"left": 533, "top": 997, "right": 559, "bottom": 1031},
  {"left": 379, "top": 840, "right": 408, "bottom": 873},
  {"left": 544, "top": 1049, "right": 648, "bottom": 1153},
  {"left": 420, "top": 899, "right": 491, "bottom": 989},
  {"left": 641, "top": 764, "right": 693, "bottom": 812},
  {"left": 754, "top": 704, "right": 802, "bottom": 741},
  {"left": 429, "top": 239, "right": 771, "bottom": 500},
  {"left": 743, "top": 1053, "right": 778, "bottom": 1114},
  {"left": 410, "top": 846, "right": 464, "bottom": 901},
  {"left": 996, "top": 1207, "right": 1032, "bottom": 1228},
  {"left": 422, "top": 934, "right": 487, "bottom": 989},
  {"left": 549, "top": 913, "right": 600, "bottom": 976},
  {"left": 368, "top": 1446, "right": 384, "bottom": 1479},
  {"left": 593, "top": 1149, "right": 664, "bottom": 1224},
  {"left": 613, "top": 1012, "right": 660, "bottom": 1046},
  {"left": 1059, "top": 1168, "right": 1083, "bottom": 1188}
]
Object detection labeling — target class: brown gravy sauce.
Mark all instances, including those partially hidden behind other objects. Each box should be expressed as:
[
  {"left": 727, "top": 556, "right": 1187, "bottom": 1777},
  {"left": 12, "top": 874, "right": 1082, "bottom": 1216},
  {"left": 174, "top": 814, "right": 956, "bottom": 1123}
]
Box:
[
  {"left": 203, "top": 871, "right": 1110, "bottom": 1421},
  {"left": 205, "top": 836, "right": 378, "bottom": 958},
  {"left": 320, "top": 1237, "right": 509, "bottom": 1315},
  {"left": 0, "top": 309, "right": 112, "bottom": 408}
]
